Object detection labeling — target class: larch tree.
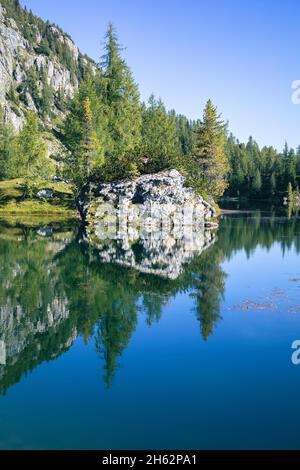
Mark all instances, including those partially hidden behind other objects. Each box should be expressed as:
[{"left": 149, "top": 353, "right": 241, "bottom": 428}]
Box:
[
  {"left": 62, "top": 75, "right": 104, "bottom": 190},
  {"left": 14, "top": 111, "right": 50, "bottom": 196},
  {"left": 100, "top": 23, "right": 142, "bottom": 158},
  {"left": 16, "top": 111, "right": 48, "bottom": 178}
]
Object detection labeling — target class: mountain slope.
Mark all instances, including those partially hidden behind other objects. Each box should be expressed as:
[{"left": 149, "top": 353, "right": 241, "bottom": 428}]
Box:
[{"left": 0, "top": 0, "right": 97, "bottom": 132}]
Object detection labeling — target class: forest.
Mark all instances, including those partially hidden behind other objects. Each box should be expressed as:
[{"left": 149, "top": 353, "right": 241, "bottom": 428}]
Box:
[{"left": 0, "top": 0, "right": 299, "bottom": 206}]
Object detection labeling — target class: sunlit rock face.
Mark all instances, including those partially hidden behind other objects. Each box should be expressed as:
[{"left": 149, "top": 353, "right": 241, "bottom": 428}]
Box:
[
  {"left": 79, "top": 169, "right": 217, "bottom": 228},
  {"left": 0, "top": 3, "right": 96, "bottom": 131}
]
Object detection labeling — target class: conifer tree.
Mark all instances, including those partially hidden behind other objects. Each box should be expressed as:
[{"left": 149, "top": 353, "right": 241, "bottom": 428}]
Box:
[
  {"left": 286, "top": 148, "right": 297, "bottom": 186},
  {"left": 15, "top": 111, "right": 47, "bottom": 177},
  {"left": 14, "top": 111, "right": 50, "bottom": 195},
  {"left": 63, "top": 79, "right": 104, "bottom": 191},
  {"left": 139, "top": 95, "right": 180, "bottom": 173},
  {"left": 100, "top": 23, "right": 142, "bottom": 157},
  {"left": 63, "top": 75, "right": 104, "bottom": 170},
  {"left": 192, "top": 100, "right": 229, "bottom": 197},
  {"left": 270, "top": 172, "right": 276, "bottom": 193},
  {"left": 252, "top": 168, "right": 262, "bottom": 193}
]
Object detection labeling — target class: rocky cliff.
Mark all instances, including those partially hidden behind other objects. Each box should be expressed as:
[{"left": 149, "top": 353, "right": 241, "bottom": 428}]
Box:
[{"left": 0, "top": 0, "right": 96, "bottom": 132}]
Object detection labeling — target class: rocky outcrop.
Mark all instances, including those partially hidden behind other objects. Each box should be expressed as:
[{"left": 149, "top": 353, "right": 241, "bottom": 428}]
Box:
[
  {"left": 0, "top": 3, "right": 96, "bottom": 131},
  {"left": 79, "top": 169, "right": 218, "bottom": 279},
  {"left": 79, "top": 169, "right": 217, "bottom": 230}
]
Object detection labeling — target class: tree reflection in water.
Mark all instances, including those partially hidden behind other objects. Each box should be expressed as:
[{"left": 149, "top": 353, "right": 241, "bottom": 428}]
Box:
[{"left": 0, "top": 212, "right": 298, "bottom": 391}]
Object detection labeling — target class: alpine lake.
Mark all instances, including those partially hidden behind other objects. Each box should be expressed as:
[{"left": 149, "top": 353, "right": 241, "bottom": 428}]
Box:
[{"left": 0, "top": 206, "right": 300, "bottom": 450}]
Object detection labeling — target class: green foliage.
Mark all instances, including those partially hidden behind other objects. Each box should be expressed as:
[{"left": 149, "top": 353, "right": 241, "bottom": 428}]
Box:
[
  {"left": 0, "top": 178, "right": 75, "bottom": 215},
  {"left": 62, "top": 76, "right": 105, "bottom": 191},
  {"left": 138, "top": 95, "right": 181, "bottom": 173},
  {"left": 175, "top": 113, "right": 194, "bottom": 155},
  {"left": 226, "top": 136, "right": 300, "bottom": 199},
  {"left": 62, "top": 24, "right": 144, "bottom": 188},
  {"left": 13, "top": 112, "right": 51, "bottom": 195},
  {"left": 287, "top": 181, "right": 293, "bottom": 202},
  {"left": 0, "top": 107, "right": 16, "bottom": 180},
  {"left": 3, "top": 3, "right": 267, "bottom": 202},
  {"left": 191, "top": 100, "right": 229, "bottom": 197},
  {"left": 99, "top": 152, "right": 141, "bottom": 182},
  {"left": 6, "top": 82, "right": 19, "bottom": 105},
  {"left": 100, "top": 23, "right": 142, "bottom": 157},
  {"left": 18, "top": 65, "right": 40, "bottom": 107},
  {"left": 252, "top": 168, "right": 262, "bottom": 193},
  {"left": 39, "top": 66, "right": 53, "bottom": 118}
]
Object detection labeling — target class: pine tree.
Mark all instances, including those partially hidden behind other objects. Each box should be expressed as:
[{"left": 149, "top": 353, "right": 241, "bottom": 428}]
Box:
[{"left": 192, "top": 100, "right": 229, "bottom": 197}]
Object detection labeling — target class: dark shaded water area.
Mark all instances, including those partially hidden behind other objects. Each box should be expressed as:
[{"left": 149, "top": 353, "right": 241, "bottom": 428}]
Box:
[{"left": 0, "top": 211, "right": 300, "bottom": 449}]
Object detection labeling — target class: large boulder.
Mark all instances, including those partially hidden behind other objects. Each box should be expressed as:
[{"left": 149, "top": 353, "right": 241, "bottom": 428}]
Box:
[{"left": 78, "top": 169, "right": 217, "bottom": 230}]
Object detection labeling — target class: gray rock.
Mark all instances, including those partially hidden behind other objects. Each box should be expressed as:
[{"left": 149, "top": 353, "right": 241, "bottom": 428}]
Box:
[
  {"left": 0, "top": 3, "right": 97, "bottom": 132},
  {"left": 78, "top": 169, "right": 218, "bottom": 229},
  {"left": 37, "top": 188, "right": 54, "bottom": 200}
]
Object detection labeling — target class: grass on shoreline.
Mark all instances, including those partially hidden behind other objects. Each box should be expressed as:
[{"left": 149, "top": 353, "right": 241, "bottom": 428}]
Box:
[{"left": 0, "top": 179, "right": 78, "bottom": 217}]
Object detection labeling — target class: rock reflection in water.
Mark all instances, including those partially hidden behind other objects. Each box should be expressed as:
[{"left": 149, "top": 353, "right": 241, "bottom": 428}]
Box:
[
  {"left": 0, "top": 219, "right": 224, "bottom": 391},
  {"left": 89, "top": 222, "right": 216, "bottom": 280}
]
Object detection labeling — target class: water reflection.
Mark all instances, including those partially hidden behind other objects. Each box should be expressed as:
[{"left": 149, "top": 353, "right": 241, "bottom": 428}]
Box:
[{"left": 0, "top": 212, "right": 299, "bottom": 392}]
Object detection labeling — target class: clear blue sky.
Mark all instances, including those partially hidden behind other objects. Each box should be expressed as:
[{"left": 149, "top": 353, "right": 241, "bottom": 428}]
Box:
[{"left": 20, "top": 0, "right": 300, "bottom": 150}]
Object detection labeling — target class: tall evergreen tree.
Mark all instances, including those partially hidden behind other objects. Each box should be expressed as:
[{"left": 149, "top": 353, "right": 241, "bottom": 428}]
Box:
[
  {"left": 100, "top": 23, "right": 142, "bottom": 157},
  {"left": 192, "top": 99, "right": 229, "bottom": 197},
  {"left": 286, "top": 148, "right": 297, "bottom": 186},
  {"left": 270, "top": 172, "right": 276, "bottom": 193}
]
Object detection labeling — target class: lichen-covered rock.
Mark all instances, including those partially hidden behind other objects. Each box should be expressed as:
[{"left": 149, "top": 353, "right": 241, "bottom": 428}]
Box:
[{"left": 78, "top": 169, "right": 218, "bottom": 230}]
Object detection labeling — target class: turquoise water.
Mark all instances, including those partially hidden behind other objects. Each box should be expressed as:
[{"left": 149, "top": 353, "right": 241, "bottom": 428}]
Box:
[{"left": 0, "top": 213, "right": 300, "bottom": 449}]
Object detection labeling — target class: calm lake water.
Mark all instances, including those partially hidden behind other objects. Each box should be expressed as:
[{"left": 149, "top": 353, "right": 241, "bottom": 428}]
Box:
[{"left": 0, "top": 211, "right": 300, "bottom": 450}]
